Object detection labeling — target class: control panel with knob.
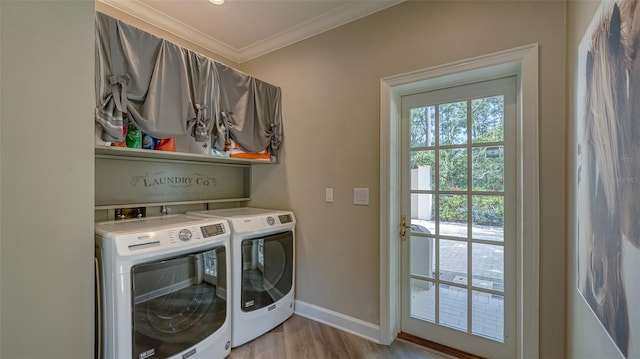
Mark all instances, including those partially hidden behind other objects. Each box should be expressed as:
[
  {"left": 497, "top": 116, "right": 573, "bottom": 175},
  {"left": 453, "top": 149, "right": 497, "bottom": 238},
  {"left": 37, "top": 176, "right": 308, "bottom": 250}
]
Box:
[{"left": 178, "top": 228, "right": 193, "bottom": 241}]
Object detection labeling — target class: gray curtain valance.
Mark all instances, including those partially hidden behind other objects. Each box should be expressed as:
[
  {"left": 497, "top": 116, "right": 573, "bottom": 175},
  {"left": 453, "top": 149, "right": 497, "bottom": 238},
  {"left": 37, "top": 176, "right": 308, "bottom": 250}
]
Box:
[
  {"left": 95, "top": 12, "right": 282, "bottom": 157},
  {"left": 216, "top": 62, "right": 282, "bottom": 155}
]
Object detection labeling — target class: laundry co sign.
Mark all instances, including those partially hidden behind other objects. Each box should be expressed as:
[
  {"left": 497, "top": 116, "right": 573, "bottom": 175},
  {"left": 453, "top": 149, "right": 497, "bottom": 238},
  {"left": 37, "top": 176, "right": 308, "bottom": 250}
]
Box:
[
  {"left": 131, "top": 172, "right": 217, "bottom": 188},
  {"left": 95, "top": 156, "right": 249, "bottom": 207}
]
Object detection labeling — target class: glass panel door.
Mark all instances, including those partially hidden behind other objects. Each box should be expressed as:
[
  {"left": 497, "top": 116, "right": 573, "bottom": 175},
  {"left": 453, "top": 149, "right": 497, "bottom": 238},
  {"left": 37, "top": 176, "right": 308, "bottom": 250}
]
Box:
[
  {"left": 131, "top": 246, "right": 227, "bottom": 359},
  {"left": 401, "top": 77, "right": 516, "bottom": 358},
  {"left": 241, "top": 231, "right": 294, "bottom": 312}
]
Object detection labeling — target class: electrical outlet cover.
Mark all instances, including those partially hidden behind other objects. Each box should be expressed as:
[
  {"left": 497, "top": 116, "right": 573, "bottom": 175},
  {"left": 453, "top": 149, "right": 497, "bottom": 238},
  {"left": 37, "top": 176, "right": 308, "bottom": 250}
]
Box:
[{"left": 353, "top": 188, "right": 369, "bottom": 205}]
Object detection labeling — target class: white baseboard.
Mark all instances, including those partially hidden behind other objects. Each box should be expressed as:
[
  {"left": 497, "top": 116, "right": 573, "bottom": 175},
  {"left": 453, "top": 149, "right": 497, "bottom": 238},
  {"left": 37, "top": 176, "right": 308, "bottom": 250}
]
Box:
[{"left": 294, "top": 300, "right": 381, "bottom": 344}]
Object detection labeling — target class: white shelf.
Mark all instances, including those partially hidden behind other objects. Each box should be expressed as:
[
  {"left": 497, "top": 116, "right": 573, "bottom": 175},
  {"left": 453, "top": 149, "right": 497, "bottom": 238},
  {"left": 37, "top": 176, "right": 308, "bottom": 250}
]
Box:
[
  {"left": 95, "top": 146, "right": 253, "bottom": 207},
  {"left": 94, "top": 198, "right": 250, "bottom": 211},
  {"left": 95, "top": 145, "right": 275, "bottom": 165}
]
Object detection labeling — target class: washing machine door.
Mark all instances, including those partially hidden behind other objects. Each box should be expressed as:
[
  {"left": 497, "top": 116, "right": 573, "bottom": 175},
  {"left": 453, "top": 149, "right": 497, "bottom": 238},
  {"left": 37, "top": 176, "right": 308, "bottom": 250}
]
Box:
[
  {"left": 241, "top": 230, "right": 294, "bottom": 312},
  {"left": 131, "top": 245, "right": 227, "bottom": 359}
]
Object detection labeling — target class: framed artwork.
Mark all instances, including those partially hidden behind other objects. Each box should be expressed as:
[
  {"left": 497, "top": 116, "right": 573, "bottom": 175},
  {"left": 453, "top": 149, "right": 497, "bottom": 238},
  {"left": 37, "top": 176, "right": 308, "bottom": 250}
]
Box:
[{"left": 576, "top": 1, "right": 640, "bottom": 357}]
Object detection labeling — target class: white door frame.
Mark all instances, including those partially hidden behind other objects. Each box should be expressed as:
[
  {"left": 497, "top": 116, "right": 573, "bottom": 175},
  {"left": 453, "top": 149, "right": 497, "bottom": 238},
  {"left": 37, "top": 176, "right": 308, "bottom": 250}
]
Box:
[{"left": 379, "top": 44, "right": 540, "bottom": 358}]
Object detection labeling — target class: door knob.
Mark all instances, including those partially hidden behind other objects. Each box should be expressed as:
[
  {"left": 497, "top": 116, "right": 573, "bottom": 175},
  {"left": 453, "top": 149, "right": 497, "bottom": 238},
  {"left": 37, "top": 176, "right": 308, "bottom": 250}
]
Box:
[{"left": 400, "top": 215, "right": 409, "bottom": 241}]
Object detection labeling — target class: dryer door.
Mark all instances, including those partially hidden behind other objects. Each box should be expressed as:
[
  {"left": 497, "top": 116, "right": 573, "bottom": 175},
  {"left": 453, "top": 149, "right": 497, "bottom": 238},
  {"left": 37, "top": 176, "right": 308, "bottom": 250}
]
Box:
[
  {"left": 240, "top": 230, "right": 294, "bottom": 312},
  {"left": 131, "top": 245, "right": 227, "bottom": 359}
]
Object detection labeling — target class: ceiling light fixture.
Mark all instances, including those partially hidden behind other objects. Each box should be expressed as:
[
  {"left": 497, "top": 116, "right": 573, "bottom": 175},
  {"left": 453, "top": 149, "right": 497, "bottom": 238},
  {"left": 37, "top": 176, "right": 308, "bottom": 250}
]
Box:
[{"left": 209, "top": 0, "right": 224, "bottom": 5}]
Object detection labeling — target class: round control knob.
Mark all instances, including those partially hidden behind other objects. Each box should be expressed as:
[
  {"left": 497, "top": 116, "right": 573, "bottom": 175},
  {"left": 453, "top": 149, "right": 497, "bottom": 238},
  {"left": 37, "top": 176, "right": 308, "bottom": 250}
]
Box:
[
  {"left": 178, "top": 229, "right": 193, "bottom": 241},
  {"left": 266, "top": 216, "right": 275, "bottom": 225}
]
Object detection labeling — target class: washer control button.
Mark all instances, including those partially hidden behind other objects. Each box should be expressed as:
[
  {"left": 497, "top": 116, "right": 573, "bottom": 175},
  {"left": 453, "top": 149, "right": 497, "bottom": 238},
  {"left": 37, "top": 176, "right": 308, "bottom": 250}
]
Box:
[
  {"left": 178, "top": 229, "right": 193, "bottom": 241},
  {"left": 266, "top": 216, "right": 275, "bottom": 225}
]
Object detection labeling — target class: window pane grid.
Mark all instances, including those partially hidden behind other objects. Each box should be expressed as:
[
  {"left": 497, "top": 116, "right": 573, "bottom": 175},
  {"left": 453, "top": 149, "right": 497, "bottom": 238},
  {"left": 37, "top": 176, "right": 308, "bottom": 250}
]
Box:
[
  {"left": 409, "top": 94, "right": 506, "bottom": 339},
  {"left": 469, "top": 287, "right": 504, "bottom": 297},
  {"left": 466, "top": 99, "right": 473, "bottom": 334},
  {"left": 411, "top": 142, "right": 505, "bottom": 152}
]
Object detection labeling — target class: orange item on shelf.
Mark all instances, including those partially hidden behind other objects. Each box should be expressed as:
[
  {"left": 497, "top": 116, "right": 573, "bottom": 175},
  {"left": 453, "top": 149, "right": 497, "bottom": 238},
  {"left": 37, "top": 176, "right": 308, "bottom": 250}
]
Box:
[
  {"left": 155, "top": 137, "right": 176, "bottom": 152},
  {"left": 228, "top": 140, "right": 271, "bottom": 160}
]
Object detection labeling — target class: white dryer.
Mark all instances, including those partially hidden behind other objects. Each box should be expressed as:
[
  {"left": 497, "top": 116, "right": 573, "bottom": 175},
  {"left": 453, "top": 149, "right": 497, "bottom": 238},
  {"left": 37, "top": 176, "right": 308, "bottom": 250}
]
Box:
[
  {"left": 187, "top": 207, "right": 296, "bottom": 347},
  {"left": 95, "top": 214, "right": 231, "bottom": 359}
]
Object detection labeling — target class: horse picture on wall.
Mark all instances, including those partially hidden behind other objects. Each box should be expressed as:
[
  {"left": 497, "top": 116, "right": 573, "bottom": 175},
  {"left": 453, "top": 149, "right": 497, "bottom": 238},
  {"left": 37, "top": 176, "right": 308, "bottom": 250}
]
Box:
[{"left": 577, "top": 1, "right": 640, "bottom": 357}]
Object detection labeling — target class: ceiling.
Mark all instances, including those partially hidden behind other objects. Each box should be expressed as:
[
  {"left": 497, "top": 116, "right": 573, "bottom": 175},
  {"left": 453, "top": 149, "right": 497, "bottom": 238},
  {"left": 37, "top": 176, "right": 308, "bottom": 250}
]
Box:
[{"left": 98, "top": 0, "right": 403, "bottom": 63}]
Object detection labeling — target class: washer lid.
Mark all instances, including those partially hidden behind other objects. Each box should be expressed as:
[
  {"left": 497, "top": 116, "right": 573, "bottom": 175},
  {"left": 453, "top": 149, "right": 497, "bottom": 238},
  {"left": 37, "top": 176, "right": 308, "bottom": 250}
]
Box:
[
  {"left": 96, "top": 214, "right": 230, "bottom": 257},
  {"left": 191, "top": 207, "right": 279, "bottom": 218},
  {"left": 95, "top": 214, "right": 206, "bottom": 235}
]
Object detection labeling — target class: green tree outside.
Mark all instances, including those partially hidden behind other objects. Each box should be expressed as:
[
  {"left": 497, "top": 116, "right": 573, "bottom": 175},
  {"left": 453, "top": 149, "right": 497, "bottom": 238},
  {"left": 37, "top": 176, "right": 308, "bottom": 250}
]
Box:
[{"left": 409, "top": 96, "right": 505, "bottom": 226}]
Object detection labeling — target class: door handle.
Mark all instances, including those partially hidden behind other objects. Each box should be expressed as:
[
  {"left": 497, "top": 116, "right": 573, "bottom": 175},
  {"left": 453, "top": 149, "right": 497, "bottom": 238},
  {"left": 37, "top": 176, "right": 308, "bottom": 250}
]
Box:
[
  {"left": 400, "top": 215, "right": 420, "bottom": 241},
  {"left": 400, "top": 215, "right": 409, "bottom": 241}
]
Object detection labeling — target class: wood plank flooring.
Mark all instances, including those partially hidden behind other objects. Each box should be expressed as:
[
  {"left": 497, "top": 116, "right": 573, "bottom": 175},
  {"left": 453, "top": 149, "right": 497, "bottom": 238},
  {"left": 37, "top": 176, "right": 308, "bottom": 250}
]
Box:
[{"left": 228, "top": 315, "right": 451, "bottom": 359}]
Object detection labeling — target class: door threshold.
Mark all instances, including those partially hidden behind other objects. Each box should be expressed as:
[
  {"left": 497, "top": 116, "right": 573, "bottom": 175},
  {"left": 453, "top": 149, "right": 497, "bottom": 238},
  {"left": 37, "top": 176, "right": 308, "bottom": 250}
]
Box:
[{"left": 397, "top": 332, "right": 487, "bottom": 359}]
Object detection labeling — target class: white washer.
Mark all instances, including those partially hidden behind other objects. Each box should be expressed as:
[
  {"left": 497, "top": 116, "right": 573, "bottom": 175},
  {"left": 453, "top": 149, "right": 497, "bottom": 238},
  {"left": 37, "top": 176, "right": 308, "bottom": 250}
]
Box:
[
  {"left": 95, "top": 214, "right": 231, "bottom": 359},
  {"left": 187, "top": 207, "right": 296, "bottom": 347}
]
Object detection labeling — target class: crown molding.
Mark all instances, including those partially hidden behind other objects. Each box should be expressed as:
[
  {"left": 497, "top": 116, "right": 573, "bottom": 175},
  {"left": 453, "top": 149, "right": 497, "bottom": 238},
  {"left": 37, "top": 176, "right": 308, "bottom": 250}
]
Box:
[
  {"left": 235, "top": 1, "right": 404, "bottom": 62},
  {"left": 98, "top": 0, "right": 240, "bottom": 61},
  {"left": 97, "top": 0, "right": 403, "bottom": 63}
]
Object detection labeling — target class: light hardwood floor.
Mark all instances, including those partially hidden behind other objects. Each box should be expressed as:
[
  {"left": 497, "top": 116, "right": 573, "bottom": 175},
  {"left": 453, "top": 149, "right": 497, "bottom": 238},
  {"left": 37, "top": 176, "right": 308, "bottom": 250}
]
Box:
[{"left": 228, "top": 315, "right": 450, "bottom": 359}]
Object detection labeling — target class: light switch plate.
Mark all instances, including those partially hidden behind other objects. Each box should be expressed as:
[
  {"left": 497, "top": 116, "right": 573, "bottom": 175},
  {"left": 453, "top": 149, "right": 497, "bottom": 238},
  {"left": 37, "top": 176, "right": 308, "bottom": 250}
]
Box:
[
  {"left": 353, "top": 188, "right": 369, "bottom": 205},
  {"left": 325, "top": 188, "right": 334, "bottom": 202}
]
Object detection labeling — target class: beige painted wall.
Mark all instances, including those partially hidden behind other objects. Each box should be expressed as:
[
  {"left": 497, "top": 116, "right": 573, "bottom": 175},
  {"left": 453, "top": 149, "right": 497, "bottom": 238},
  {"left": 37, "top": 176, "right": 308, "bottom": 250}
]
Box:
[
  {"left": 566, "top": 1, "right": 626, "bottom": 358},
  {"left": 240, "top": 1, "right": 566, "bottom": 356},
  {"left": 0, "top": 1, "right": 570, "bottom": 357},
  {"left": 0, "top": 1, "right": 95, "bottom": 358}
]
